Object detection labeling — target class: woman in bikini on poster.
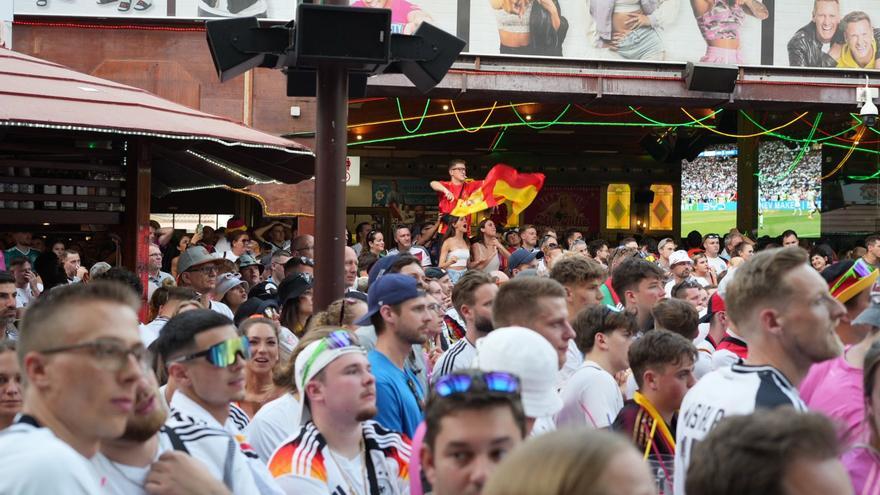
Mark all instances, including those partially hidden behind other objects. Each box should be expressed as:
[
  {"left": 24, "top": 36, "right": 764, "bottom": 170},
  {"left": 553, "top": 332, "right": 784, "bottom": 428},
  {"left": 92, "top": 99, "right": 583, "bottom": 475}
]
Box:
[
  {"left": 587, "top": 0, "right": 678, "bottom": 61},
  {"left": 691, "top": 0, "right": 768, "bottom": 64}
]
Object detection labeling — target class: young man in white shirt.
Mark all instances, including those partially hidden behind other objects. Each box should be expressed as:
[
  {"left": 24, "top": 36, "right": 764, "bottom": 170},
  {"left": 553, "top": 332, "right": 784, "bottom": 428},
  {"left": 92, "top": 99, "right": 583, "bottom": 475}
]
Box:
[
  {"left": 557, "top": 305, "right": 636, "bottom": 429},
  {"left": 93, "top": 369, "right": 245, "bottom": 494},
  {"left": 550, "top": 256, "right": 607, "bottom": 386},
  {"left": 702, "top": 233, "right": 728, "bottom": 275},
  {"left": 140, "top": 286, "right": 198, "bottom": 347},
  {"left": 0, "top": 282, "right": 144, "bottom": 493},
  {"left": 673, "top": 247, "right": 848, "bottom": 495},
  {"left": 156, "top": 309, "right": 283, "bottom": 495},
  {"left": 434, "top": 271, "right": 497, "bottom": 380},
  {"left": 8, "top": 258, "right": 41, "bottom": 310},
  {"left": 268, "top": 328, "right": 411, "bottom": 494}
]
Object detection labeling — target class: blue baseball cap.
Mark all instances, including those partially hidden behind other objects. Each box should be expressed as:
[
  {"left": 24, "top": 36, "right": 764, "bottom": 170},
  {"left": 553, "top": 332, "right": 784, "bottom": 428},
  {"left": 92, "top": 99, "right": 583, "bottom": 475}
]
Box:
[
  {"left": 508, "top": 248, "right": 543, "bottom": 273},
  {"left": 367, "top": 254, "right": 400, "bottom": 288},
  {"left": 354, "top": 273, "right": 423, "bottom": 326}
]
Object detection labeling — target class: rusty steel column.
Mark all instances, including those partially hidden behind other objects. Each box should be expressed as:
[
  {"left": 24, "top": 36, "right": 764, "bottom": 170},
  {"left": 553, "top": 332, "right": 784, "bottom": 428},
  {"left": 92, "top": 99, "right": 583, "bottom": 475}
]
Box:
[{"left": 313, "top": 59, "right": 349, "bottom": 311}]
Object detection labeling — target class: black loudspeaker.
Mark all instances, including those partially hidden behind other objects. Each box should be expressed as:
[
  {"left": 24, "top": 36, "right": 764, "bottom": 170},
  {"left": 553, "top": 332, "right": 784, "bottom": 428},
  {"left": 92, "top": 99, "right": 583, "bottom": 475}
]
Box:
[
  {"left": 685, "top": 62, "right": 739, "bottom": 93},
  {"left": 396, "top": 22, "right": 466, "bottom": 94},
  {"left": 641, "top": 132, "right": 675, "bottom": 163},
  {"left": 206, "top": 16, "right": 266, "bottom": 82},
  {"left": 286, "top": 70, "right": 368, "bottom": 98},
  {"left": 634, "top": 190, "right": 656, "bottom": 204},
  {"left": 295, "top": 4, "right": 391, "bottom": 70}
]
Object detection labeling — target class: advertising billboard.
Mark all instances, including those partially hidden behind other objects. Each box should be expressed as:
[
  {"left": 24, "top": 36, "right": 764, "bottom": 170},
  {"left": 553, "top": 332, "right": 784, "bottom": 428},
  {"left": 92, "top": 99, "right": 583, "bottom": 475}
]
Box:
[{"left": 13, "top": 0, "right": 880, "bottom": 70}]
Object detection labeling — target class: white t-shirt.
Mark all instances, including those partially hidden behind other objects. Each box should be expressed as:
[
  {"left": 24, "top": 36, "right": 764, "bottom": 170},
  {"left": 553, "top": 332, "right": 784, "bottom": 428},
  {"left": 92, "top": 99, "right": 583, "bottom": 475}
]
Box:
[
  {"left": 91, "top": 435, "right": 173, "bottom": 495},
  {"left": 556, "top": 360, "right": 624, "bottom": 429},
  {"left": 209, "top": 300, "right": 235, "bottom": 320},
  {"left": 15, "top": 284, "right": 41, "bottom": 308},
  {"left": 433, "top": 337, "right": 476, "bottom": 381},
  {"left": 557, "top": 339, "right": 584, "bottom": 389},
  {"left": 694, "top": 339, "right": 715, "bottom": 379},
  {"left": 0, "top": 420, "right": 103, "bottom": 494},
  {"left": 706, "top": 255, "right": 727, "bottom": 276},
  {"left": 140, "top": 316, "right": 169, "bottom": 347},
  {"left": 673, "top": 363, "right": 807, "bottom": 495},
  {"left": 244, "top": 393, "right": 302, "bottom": 462}
]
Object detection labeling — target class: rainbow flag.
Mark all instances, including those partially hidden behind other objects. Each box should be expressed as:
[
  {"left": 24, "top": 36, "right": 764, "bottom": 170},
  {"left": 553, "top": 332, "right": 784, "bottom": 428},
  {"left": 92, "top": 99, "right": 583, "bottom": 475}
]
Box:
[{"left": 450, "top": 164, "right": 544, "bottom": 225}]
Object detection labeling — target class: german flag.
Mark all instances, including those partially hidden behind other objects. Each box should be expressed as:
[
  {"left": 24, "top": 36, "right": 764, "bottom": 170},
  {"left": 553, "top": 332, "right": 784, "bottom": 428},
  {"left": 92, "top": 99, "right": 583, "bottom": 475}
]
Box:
[{"left": 450, "top": 164, "right": 544, "bottom": 225}]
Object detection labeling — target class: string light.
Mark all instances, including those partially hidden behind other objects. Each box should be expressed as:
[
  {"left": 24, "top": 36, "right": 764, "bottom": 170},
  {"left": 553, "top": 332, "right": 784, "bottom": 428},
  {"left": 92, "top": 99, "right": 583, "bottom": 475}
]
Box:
[
  {"left": 184, "top": 149, "right": 281, "bottom": 185},
  {"left": 348, "top": 119, "right": 713, "bottom": 146},
  {"left": 0, "top": 120, "right": 313, "bottom": 155},
  {"left": 630, "top": 107, "right": 721, "bottom": 127},
  {"left": 821, "top": 126, "right": 865, "bottom": 180},
  {"left": 682, "top": 108, "right": 807, "bottom": 138},
  {"left": 511, "top": 103, "right": 571, "bottom": 130},
  {"left": 395, "top": 98, "right": 431, "bottom": 134},
  {"left": 343, "top": 102, "right": 536, "bottom": 131},
  {"left": 450, "top": 100, "right": 498, "bottom": 133},
  {"left": 14, "top": 19, "right": 206, "bottom": 32},
  {"left": 168, "top": 184, "right": 225, "bottom": 193}
]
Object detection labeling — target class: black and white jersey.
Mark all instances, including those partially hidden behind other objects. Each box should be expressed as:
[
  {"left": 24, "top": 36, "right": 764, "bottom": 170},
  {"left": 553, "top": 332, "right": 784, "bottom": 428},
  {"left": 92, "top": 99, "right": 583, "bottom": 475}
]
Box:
[
  {"left": 673, "top": 364, "right": 807, "bottom": 495},
  {"left": 432, "top": 337, "right": 476, "bottom": 382}
]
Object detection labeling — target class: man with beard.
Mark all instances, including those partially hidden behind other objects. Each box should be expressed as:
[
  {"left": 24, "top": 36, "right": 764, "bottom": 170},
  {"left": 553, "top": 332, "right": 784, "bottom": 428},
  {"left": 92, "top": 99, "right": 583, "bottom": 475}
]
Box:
[
  {"left": 673, "top": 247, "right": 847, "bottom": 495},
  {"left": 0, "top": 272, "right": 17, "bottom": 339},
  {"left": 268, "top": 328, "right": 411, "bottom": 494},
  {"left": 156, "top": 310, "right": 282, "bottom": 495},
  {"left": 355, "top": 274, "right": 432, "bottom": 438},
  {"left": 93, "top": 371, "right": 251, "bottom": 494},
  {"left": 433, "top": 271, "right": 498, "bottom": 380},
  {"left": 664, "top": 251, "right": 694, "bottom": 298}
]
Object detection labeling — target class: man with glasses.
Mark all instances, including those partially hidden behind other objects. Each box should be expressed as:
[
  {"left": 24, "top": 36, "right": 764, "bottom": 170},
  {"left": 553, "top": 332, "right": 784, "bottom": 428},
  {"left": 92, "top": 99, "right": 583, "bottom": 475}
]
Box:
[
  {"left": 0, "top": 282, "right": 144, "bottom": 493},
  {"left": 290, "top": 234, "right": 314, "bottom": 259},
  {"left": 430, "top": 159, "right": 483, "bottom": 222},
  {"left": 266, "top": 250, "right": 292, "bottom": 285},
  {"left": 177, "top": 246, "right": 234, "bottom": 319},
  {"left": 147, "top": 243, "right": 174, "bottom": 300},
  {"left": 420, "top": 370, "right": 527, "bottom": 495},
  {"left": 268, "top": 328, "right": 412, "bottom": 494},
  {"left": 156, "top": 309, "right": 283, "bottom": 495},
  {"left": 702, "top": 233, "right": 728, "bottom": 275},
  {"left": 434, "top": 271, "right": 498, "bottom": 380},
  {"left": 355, "top": 274, "right": 432, "bottom": 438}
]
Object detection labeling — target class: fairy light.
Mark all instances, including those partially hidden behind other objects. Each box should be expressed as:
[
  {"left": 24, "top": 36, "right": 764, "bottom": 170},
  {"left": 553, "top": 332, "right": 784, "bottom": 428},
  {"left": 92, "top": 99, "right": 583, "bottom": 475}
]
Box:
[
  {"left": 0, "top": 121, "right": 313, "bottom": 155},
  {"left": 184, "top": 149, "right": 282, "bottom": 185},
  {"left": 168, "top": 184, "right": 225, "bottom": 193}
]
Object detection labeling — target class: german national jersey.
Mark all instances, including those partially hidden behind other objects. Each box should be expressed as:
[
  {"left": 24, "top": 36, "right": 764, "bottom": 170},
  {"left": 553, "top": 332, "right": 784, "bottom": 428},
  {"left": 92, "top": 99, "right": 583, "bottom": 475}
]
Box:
[
  {"left": 673, "top": 363, "right": 807, "bottom": 495},
  {"left": 268, "top": 420, "right": 411, "bottom": 495},
  {"left": 613, "top": 393, "right": 676, "bottom": 493},
  {"left": 432, "top": 337, "right": 476, "bottom": 382}
]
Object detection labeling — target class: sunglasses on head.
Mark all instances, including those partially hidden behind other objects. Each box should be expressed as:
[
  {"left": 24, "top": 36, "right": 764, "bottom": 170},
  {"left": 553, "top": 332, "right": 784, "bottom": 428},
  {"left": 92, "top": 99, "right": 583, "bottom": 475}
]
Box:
[
  {"left": 704, "top": 234, "right": 720, "bottom": 240},
  {"left": 433, "top": 371, "right": 521, "bottom": 398},
  {"left": 170, "top": 336, "right": 250, "bottom": 368}
]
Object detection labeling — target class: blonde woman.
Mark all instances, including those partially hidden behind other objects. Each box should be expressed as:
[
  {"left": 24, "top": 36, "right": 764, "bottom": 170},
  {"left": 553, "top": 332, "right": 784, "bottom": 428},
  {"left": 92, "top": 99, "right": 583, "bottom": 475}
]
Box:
[{"left": 483, "top": 428, "right": 655, "bottom": 495}]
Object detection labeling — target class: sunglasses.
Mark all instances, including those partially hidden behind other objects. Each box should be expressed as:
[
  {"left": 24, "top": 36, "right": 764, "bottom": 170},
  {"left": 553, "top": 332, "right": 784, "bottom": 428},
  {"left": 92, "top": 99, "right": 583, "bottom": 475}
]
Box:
[
  {"left": 433, "top": 371, "right": 521, "bottom": 398},
  {"left": 301, "top": 331, "right": 360, "bottom": 382},
  {"left": 704, "top": 234, "right": 720, "bottom": 240},
  {"left": 170, "top": 336, "right": 250, "bottom": 368}
]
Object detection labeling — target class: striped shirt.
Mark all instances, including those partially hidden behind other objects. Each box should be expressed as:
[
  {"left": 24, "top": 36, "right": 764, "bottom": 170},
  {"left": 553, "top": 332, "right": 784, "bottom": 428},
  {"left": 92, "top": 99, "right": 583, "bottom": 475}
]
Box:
[{"left": 432, "top": 337, "right": 476, "bottom": 382}]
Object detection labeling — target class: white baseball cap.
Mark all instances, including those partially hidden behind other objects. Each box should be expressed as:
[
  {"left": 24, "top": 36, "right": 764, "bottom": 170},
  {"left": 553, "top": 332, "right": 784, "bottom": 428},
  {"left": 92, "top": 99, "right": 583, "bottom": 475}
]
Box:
[
  {"left": 294, "top": 331, "right": 366, "bottom": 426},
  {"left": 669, "top": 250, "right": 693, "bottom": 267},
  {"left": 473, "top": 326, "right": 562, "bottom": 418}
]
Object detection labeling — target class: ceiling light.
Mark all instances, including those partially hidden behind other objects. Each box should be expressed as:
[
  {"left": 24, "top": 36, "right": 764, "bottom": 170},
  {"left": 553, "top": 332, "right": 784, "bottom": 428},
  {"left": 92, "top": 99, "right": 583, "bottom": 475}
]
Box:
[
  {"left": 356, "top": 135, "right": 363, "bottom": 140},
  {"left": 442, "top": 104, "right": 449, "bottom": 111},
  {"left": 525, "top": 115, "right": 532, "bottom": 121}
]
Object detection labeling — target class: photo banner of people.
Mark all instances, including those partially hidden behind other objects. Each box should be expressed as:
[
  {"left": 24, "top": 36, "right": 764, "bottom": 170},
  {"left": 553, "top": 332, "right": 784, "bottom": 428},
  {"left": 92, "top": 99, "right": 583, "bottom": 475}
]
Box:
[{"left": 12, "top": 0, "right": 880, "bottom": 70}]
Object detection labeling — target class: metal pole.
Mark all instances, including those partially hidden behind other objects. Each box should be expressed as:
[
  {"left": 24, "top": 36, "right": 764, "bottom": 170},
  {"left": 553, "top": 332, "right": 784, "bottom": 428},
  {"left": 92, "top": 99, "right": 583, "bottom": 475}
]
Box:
[{"left": 313, "top": 62, "right": 349, "bottom": 311}]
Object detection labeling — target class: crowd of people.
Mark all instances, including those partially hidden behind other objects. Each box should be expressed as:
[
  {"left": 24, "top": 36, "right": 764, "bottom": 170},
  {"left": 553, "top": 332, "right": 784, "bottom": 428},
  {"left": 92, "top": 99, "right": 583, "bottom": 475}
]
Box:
[
  {"left": 681, "top": 142, "right": 823, "bottom": 210},
  {"left": 2, "top": 215, "right": 880, "bottom": 494}
]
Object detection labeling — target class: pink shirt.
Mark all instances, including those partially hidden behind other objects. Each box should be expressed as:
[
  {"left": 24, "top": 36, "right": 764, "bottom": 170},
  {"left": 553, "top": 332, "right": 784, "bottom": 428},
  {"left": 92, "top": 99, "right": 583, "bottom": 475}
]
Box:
[
  {"left": 800, "top": 348, "right": 866, "bottom": 446},
  {"left": 842, "top": 446, "right": 880, "bottom": 495},
  {"left": 351, "top": 0, "right": 416, "bottom": 33}
]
